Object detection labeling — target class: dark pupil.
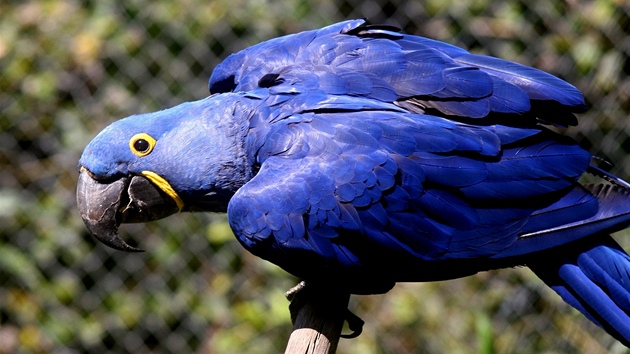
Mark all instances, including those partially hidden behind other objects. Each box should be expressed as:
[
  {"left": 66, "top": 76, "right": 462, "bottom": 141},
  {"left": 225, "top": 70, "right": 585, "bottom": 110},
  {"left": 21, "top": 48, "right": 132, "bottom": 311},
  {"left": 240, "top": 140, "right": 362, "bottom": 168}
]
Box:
[{"left": 134, "top": 139, "right": 150, "bottom": 152}]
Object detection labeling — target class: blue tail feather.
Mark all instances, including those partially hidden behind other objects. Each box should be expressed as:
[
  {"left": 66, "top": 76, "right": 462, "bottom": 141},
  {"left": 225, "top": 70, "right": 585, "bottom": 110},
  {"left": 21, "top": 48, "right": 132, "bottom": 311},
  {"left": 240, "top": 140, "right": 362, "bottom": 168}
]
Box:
[{"left": 529, "top": 236, "right": 630, "bottom": 346}]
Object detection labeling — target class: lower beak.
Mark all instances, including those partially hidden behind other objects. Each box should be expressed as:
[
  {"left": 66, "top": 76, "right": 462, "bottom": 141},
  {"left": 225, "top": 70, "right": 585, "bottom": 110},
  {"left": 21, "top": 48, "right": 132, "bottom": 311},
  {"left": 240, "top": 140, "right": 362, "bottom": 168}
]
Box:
[{"left": 76, "top": 169, "right": 180, "bottom": 252}]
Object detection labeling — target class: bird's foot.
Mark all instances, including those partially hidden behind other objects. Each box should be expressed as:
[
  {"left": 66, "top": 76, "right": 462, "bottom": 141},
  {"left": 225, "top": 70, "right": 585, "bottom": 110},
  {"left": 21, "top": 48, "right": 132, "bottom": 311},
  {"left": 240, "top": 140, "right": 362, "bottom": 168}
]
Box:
[
  {"left": 340, "top": 308, "right": 364, "bottom": 338},
  {"left": 285, "top": 280, "right": 365, "bottom": 339},
  {"left": 285, "top": 280, "right": 307, "bottom": 302}
]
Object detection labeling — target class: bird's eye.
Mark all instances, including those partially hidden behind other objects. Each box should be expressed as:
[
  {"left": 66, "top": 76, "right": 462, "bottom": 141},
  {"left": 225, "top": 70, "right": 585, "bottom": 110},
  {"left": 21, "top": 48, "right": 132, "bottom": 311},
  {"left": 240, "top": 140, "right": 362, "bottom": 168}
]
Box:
[
  {"left": 134, "top": 139, "right": 150, "bottom": 152},
  {"left": 129, "top": 133, "right": 156, "bottom": 157}
]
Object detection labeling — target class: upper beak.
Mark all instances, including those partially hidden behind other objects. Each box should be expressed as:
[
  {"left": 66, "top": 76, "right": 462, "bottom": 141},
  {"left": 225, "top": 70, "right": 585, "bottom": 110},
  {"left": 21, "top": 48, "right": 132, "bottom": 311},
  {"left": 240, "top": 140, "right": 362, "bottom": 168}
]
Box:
[{"left": 76, "top": 168, "right": 180, "bottom": 252}]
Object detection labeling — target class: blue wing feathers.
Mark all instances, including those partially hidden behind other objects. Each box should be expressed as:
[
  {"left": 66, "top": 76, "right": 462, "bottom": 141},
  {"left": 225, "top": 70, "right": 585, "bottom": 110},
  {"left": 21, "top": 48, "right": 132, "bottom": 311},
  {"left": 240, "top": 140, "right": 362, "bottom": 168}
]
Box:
[
  {"left": 396, "top": 36, "right": 470, "bottom": 58},
  {"left": 521, "top": 186, "right": 599, "bottom": 235},
  {"left": 220, "top": 20, "right": 609, "bottom": 273},
  {"left": 453, "top": 54, "right": 587, "bottom": 111},
  {"left": 415, "top": 155, "right": 488, "bottom": 187},
  {"left": 486, "top": 140, "right": 590, "bottom": 181},
  {"left": 485, "top": 77, "right": 531, "bottom": 114},
  {"left": 493, "top": 124, "right": 541, "bottom": 145},
  {"left": 234, "top": 103, "right": 596, "bottom": 267},
  {"left": 210, "top": 19, "right": 584, "bottom": 123},
  {"left": 422, "top": 98, "right": 492, "bottom": 119},
  {"left": 431, "top": 66, "right": 494, "bottom": 99},
  {"left": 414, "top": 189, "right": 478, "bottom": 229},
  {"left": 205, "top": 20, "right": 630, "bottom": 345}
]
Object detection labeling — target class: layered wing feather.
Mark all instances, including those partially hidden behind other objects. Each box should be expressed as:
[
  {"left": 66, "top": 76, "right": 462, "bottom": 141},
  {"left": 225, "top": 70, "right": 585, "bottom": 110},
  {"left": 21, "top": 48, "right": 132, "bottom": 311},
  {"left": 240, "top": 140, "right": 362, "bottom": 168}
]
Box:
[
  {"left": 212, "top": 20, "right": 630, "bottom": 343},
  {"left": 209, "top": 19, "right": 585, "bottom": 125},
  {"left": 227, "top": 89, "right": 595, "bottom": 287}
]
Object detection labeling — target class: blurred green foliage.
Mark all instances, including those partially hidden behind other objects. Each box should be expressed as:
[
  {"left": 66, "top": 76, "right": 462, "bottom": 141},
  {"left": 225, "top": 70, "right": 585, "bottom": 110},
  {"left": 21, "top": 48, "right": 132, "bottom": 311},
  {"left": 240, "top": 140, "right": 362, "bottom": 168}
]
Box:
[{"left": 1, "top": 0, "right": 630, "bottom": 353}]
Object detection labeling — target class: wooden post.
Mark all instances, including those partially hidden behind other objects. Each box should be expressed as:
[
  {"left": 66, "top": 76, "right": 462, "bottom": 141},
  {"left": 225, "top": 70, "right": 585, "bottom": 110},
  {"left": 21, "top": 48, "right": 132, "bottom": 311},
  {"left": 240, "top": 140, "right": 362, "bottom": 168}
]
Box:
[{"left": 284, "top": 282, "right": 351, "bottom": 354}]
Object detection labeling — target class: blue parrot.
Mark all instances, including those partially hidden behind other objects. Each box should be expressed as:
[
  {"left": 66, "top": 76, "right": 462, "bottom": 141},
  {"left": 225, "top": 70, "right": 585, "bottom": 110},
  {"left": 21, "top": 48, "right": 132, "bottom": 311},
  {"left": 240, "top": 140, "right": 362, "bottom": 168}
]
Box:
[{"left": 77, "top": 20, "right": 630, "bottom": 346}]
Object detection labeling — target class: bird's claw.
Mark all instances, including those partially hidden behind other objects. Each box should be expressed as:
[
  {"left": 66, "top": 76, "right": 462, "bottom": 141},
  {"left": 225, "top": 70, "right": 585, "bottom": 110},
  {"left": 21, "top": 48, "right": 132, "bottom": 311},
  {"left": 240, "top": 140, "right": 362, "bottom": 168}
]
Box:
[
  {"left": 285, "top": 280, "right": 364, "bottom": 339},
  {"left": 340, "top": 308, "right": 364, "bottom": 338},
  {"left": 285, "top": 280, "right": 307, "bottom": 302}
]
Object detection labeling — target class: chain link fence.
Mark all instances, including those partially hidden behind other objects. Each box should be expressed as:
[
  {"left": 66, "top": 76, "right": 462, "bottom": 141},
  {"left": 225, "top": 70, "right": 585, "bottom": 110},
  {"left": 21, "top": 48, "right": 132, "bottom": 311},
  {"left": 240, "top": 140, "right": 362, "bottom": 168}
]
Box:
[{"left": 2, "top": 0, "right": 630, "bottom": 353}]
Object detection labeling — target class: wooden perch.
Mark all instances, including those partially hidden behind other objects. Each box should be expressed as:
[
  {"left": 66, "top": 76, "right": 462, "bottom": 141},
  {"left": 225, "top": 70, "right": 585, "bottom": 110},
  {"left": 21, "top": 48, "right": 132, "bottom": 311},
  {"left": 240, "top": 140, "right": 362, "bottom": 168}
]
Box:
[{"left": 284, "top": 282, "right": 351, "bottom": 354}]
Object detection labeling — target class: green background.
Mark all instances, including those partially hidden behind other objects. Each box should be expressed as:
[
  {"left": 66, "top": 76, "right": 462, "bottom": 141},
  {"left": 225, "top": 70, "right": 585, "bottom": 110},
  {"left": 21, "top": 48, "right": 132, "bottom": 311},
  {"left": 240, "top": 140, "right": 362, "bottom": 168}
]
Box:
[{"left": 2, "top": 0, "right": 630, "bottom": 352}]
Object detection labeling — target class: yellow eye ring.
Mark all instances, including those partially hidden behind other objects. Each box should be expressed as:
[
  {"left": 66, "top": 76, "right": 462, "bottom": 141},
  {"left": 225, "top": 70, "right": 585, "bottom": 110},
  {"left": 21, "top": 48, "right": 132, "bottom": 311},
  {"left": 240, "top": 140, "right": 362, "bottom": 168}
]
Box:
[{"left": 129, "top": 133, "right": 156, "bottom": 157}]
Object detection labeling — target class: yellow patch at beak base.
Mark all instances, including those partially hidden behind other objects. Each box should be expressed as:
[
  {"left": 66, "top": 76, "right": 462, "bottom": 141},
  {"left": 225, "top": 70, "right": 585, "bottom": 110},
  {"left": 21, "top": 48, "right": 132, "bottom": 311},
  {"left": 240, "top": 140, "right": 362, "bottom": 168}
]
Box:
[{"left": 141, "top": 171, "right": 185, "bottom": 211}]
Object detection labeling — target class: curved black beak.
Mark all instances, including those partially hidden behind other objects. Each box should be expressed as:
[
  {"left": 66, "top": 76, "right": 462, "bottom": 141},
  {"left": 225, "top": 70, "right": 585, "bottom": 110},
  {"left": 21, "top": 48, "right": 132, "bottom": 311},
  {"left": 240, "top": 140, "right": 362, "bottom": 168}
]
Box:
[{"left": 77, "top": 169, "right": 180, "bottom": 252}]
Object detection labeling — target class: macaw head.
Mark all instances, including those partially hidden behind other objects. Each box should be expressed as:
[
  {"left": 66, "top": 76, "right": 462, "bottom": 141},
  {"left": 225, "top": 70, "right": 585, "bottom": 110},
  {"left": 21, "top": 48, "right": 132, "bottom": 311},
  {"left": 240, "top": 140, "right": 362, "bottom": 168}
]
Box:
[{"left": 77, "top": 95, "right": 251, "bottom": 252}]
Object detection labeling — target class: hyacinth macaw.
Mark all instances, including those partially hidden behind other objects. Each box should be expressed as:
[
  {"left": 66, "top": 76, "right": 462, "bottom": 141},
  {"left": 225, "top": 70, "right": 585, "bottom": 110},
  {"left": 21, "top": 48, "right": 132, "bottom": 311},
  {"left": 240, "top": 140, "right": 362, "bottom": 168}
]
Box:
[{"left": 77, "top": 20, "right": 630, "bottom": 345}]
